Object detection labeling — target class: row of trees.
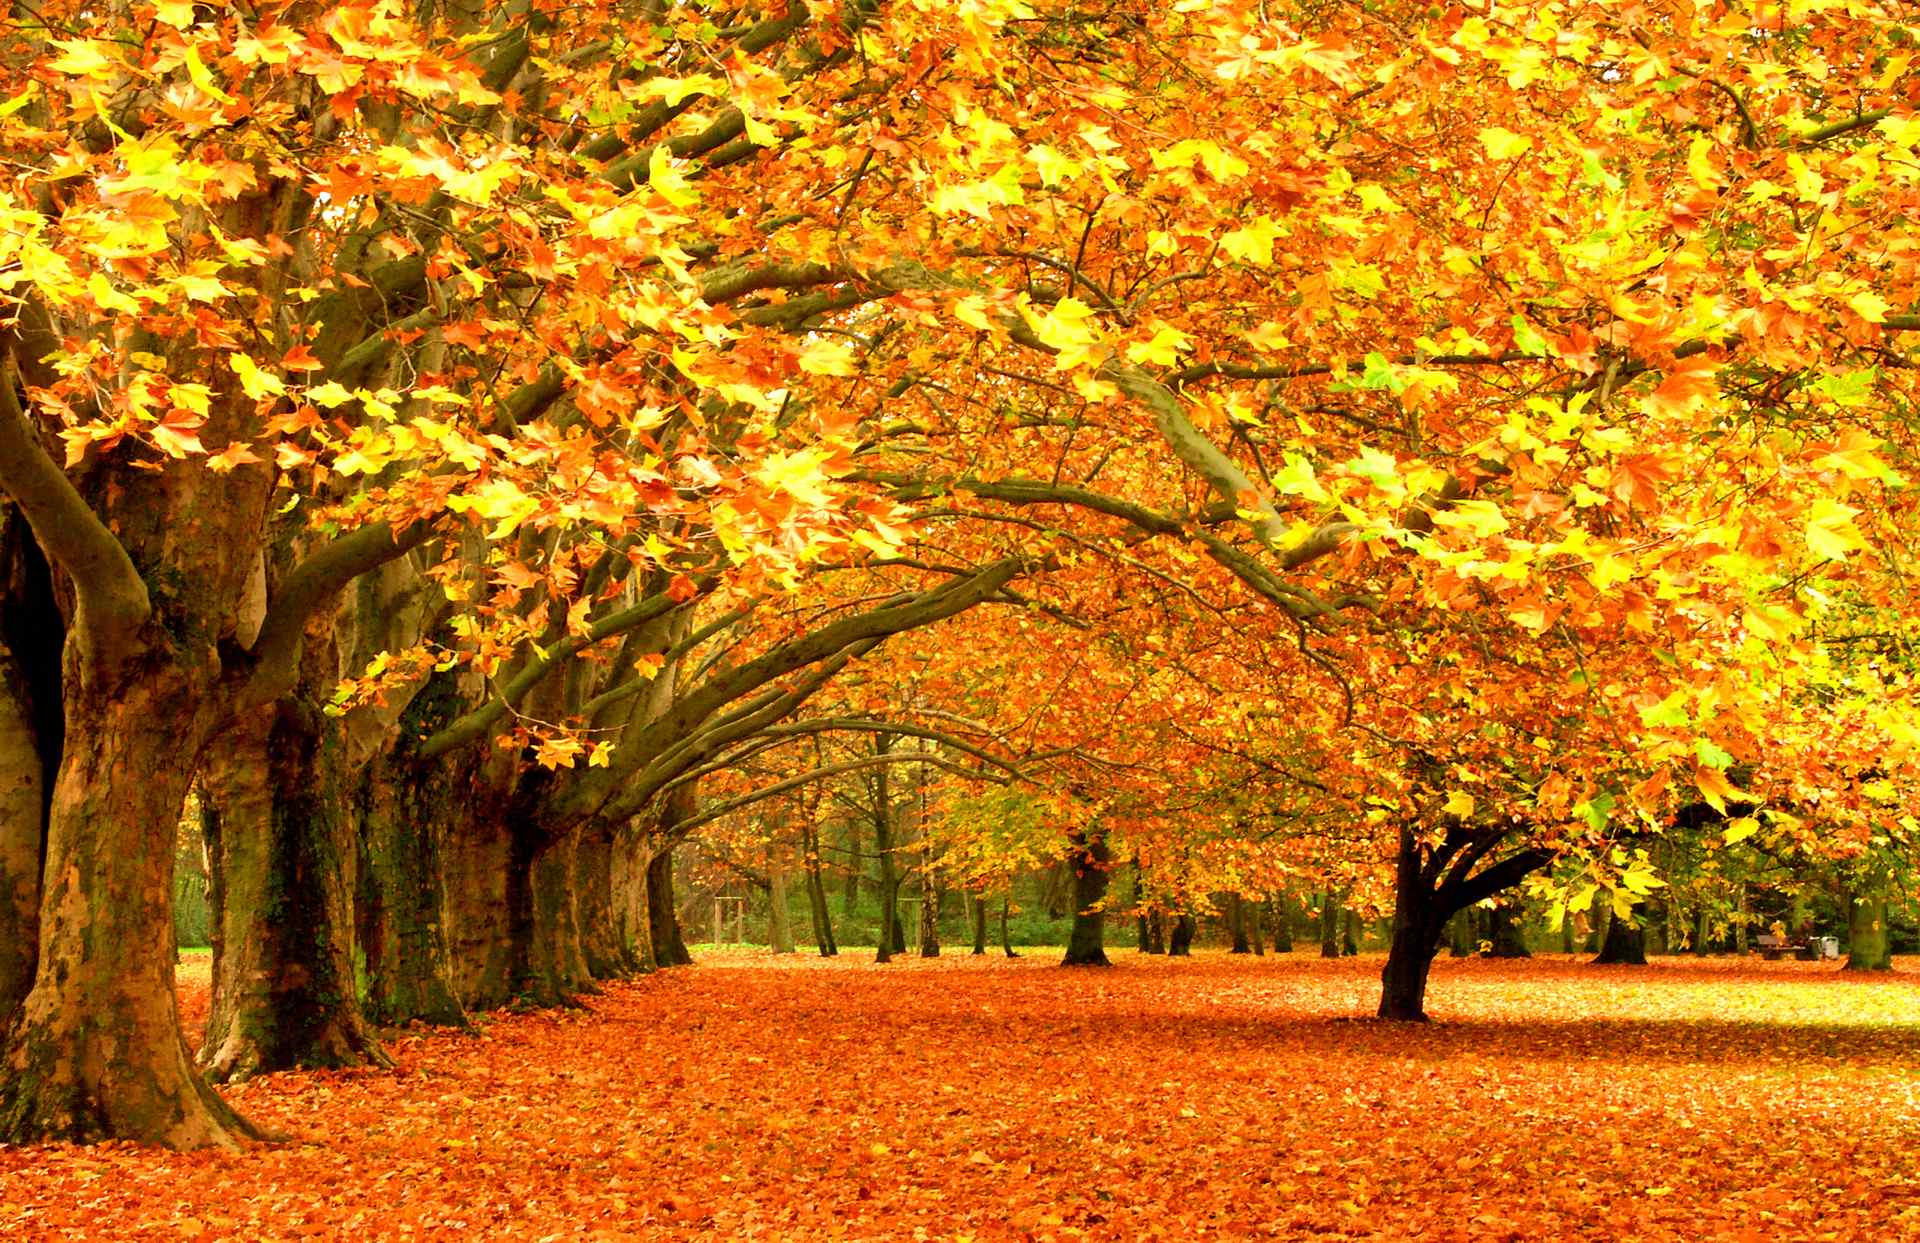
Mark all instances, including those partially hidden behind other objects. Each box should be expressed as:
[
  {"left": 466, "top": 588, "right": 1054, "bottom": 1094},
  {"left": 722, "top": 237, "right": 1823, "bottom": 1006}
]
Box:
[{"left": 3, "top": 0, "right": 1918, "bottom": 1148}]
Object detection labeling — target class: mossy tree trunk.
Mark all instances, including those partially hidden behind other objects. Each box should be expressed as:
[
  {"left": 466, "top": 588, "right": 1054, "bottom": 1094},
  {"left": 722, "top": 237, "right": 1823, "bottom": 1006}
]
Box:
[
  {"left": 355, "top": 740, "right": 470, "bottom": 1027},
  {"left": 199, "top": 699, "right": 389, "bottom": 1084},
  {"left": 1845, "top": 892, "right": 1893, "bottom": 971},
  {"left": 0, "top": 520, "right": 59, "bottom": 1025}
]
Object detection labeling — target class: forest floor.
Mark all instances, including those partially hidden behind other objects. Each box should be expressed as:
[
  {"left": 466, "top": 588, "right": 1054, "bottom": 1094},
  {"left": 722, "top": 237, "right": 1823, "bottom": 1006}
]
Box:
[{"left": 1, "top": 951, "right": 1917, "bottom": 1241}]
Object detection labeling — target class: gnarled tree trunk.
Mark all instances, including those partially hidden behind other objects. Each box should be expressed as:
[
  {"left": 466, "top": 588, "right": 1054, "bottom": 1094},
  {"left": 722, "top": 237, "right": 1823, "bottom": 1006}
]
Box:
[
  {"left": 356, "top": 742, "right": 470, "bottom": 1028},
  {"left": 0, "top": 677, "right": 264, "bottom": 1148}
]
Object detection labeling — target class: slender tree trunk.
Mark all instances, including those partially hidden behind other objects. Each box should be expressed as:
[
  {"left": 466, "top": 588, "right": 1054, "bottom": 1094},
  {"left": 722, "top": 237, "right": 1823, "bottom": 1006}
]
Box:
[
  {"left": 0, "top": 681, "right": 264, "bottom": 1148},
  {"left": 199, "top": 702, "right": 388, "bottom": 1083},
  {"left": 970, "top": 893, "right": 987, "bottom": 955},
  {"left": 841, "top": 820, "right": 861, "bottom": 916},
  {"left": 1845, "top": 893, "right": 1893, "bottom": 971},
  {"left": 873, "top": 736, "right": 898, "bottom": 963},
  {"left": 1061, "top": 828, "right": 1112, "bottom": 967},
  {"left": 1447, "top": 908, "right": 1475, "bottom": 958},
  {"left": 1270, "top": 898, "right": 1293, "bottom": 952},
  {"left": 801, "top": 820, "right": 836, "bottom": 957},
  {"left": 1146, "top": 911, "right": 1167, "bottom": 954},
  {"left": 1000, "top": 895, "right": 1019, "bottom": 958},
  {"left": 1342, "top": 908, "right": 1360, "bottom": 956},
  {"left": 1228, "top": 894, "right": 1251, "bottom": 954},
  {"left": 1168, "top": 913, "right": 1195, "bottom": 957},
  {"left": 1319, "top": 892, "right": 1341, "bottom": 958},
  {"left": 768, "top": 850, "right": 796, "bottom": 954},
  {"left": 1693, "top": 905, "right": 1711, "bottom": 956},
  {"left": 1593, "top": 914, "right": 1647, "bottom": 965},
  {"left": 1249, "top": 899, "right": 1266, "bottom": 956}
]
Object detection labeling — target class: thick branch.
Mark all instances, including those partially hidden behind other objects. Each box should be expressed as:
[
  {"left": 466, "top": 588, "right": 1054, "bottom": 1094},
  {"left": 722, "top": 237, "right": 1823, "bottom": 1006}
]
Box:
[{"left": 0, "top": 349, "right": 149, "bottom": 664}]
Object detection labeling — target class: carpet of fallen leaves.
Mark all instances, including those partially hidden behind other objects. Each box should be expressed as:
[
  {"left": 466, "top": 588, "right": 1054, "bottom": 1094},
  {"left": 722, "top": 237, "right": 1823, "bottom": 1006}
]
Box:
[{"left": 2, "top": 952, "right": 1918, "bottom": 1241}]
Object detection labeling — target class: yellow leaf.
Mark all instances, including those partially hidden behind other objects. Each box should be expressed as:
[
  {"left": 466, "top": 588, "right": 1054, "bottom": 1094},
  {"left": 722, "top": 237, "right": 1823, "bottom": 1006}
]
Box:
[
  {"left": 1443, "top": 790, "right": 1475, "bottom": 818},
  {"left": 1721, "top": 817, "right": 1758, "bottom": 845},
  {"left": 1220, "top": 216, "right": 1284, "bottom": 267},
  {"left": 1848, "top": 289, "right": 1891, "bottom": 324},
  {"left": 47, "top": 39, "right": 116, "bottom": 79},
  {"left": 183, "top": 44, "right": 234, "bottom": 104},
  {"left": 87, "top": 272, "right": 141, "bottom": 315},
  {"left": 647, "top": 146, "right": 699, "bottom": 208},
  {"left": 1477, "top": 127, "right": 1533, "bottom": 160},
  {"left": 797, "top": 338, "right": 857, "bottom": 377},
  {"left": 1123, "top": 324, "right": 1193, "bottom": 367},
  {"left": 1803, "top": 497, "right": 1867, "bottom": 561}
]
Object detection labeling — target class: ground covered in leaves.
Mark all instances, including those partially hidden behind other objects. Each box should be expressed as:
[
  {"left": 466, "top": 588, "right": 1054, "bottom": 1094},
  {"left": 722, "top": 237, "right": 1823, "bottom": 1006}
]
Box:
[{"left": 2, "top": 952, "right": 1917, "bottom": 1241}]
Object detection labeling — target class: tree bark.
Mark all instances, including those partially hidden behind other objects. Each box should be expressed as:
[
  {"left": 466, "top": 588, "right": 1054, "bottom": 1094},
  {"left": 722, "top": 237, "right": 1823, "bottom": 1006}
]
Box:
[
  {"left": 576, "top": 828, "right": 639, "bottom": 978},
  {"left": 1228, "top": 893, "right": 1251, "bottom": 954},
  {"left": 1000, "top": 895, "right": 1019, "bottom": 958},
  {"left": 801, "top": 819, "right": 836, "bottom": 957},
  {"left": 198, "top": 703, "right": 389, "bottom": 1084},
  {"left": 873, "top": 736, "right": 898, "bottom": 963},
  {"left": 0, "top": 669, "right": 42, "bottom": 1023},
  {"left": 768, "top": 850, "right": 796, "bottom": 954},
  {"left": 1593, "top": 912, "right": 1647, "bottom": 965},
  {"left": 1319, "top": 892, "right": 1341, "bottom": 958},
  {"left": 646, "top": 844, "right": 693, "bottom": 967},
  {"left": 0, "top": 517, "right": 59, "bottom": 1023},
  {"left": 1061, "top": 828, "right": 1112, "bottom": 967},
  {"left": 1270, "top": 897, "right": 1293, "bottom": 952},
  {"left": 1168, "top": 913, "right": 1195, "bottom": 957},
  {"left": 970, "top": 893, "right": 987, "bottom": 956},
  {"left": 1342, "top": 907, "right": 1360, "bottom": 956},
  {"left": 1845, "top": 893, "right": 1893, "bottom": 971},
  {"left": 0, "top": 682, "right": 264, "bottom": 1148},
  {"left": 356, "top": 740, "right": 471, "bottom": 1027},
  {"left": 1486, "top": 905, "right": 1530, "bottom": 958}
]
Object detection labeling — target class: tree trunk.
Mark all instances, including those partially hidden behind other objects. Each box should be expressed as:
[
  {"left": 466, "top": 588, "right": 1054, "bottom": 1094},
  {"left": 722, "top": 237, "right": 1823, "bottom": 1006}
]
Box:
[
  {"left": 970, "top": 893, "right": 987, "bottom": 955},
  {"left": 1168, "top": 913, "right": 1195, "bottom": 957},
  {"left": 611, "top": 827, "right": 657, "bottom": 973},
  {"left": 0, "top": 683, "right": 264, "bottom": 1148},
  {"left": 1319, "top": 892, "right": 1341, "bottom": 958},
  {"left": 1228, "top": 894, "right": 1251, "bottom": 954},
  {"left": 0, "top": 670, "right": 43, "bottom": 1023},
  {"left": 1486, "top": 905, "right": 1530, "bottom": 958},
  {"left": 1249, "top": 899, "right": 1265, "bottom": 956},
  {"left": 1342, "top": 907, "right": 1360, "bottom": 956},
  {"left": 1061, "top": 828, "right": 1112, "bottom": 967},
  {"left": 873, "top": 737, "right": 898, "bottom": 963},
  {"left": 768, "top": 851, "right": 796, "bottom": 954},
  {"left": 1271, "top": 898, "right": 1293, "bottom": 953},
  {"left": 0, "top": 520, "right": 58, "bottom": 1024},
  {"left": 841, "top": 820, "right": 861, "bottom": 916},
  {"left": 198, "top": 703, "right": 388, "bottom": 1084},
  {"left": 1447, "top": 908, "right": 1475, "bottom": 957},
  {"left": 918, "top": 885, "right": 942, "bottom": 958},
  {"left": 356, "top": 742, "right": 472, "bottom": 1027},
  {"left": 646, "top": 845, "right": 692, "bottom": 967},
  {"left": 1378, "top": 830, "right": 1448, "bottom": 1021},
  {"left": 1000, "top": 895, "right": 1019, "bottom": 958},
  {"left": 1593, "top": 913, "right": 1647, "bottom": 965},
  {"left": 1846, "top": 893, "right": 1893, "bottom": 971},
  {"left": 576, "top": 828, "right": 638, "bottom": 978},
  {"left": 1146, "top": 910, "right": 1166, "bottom": 954},
  {"left": 801, "top": 820, "right": 836, "bottom": 957}
]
